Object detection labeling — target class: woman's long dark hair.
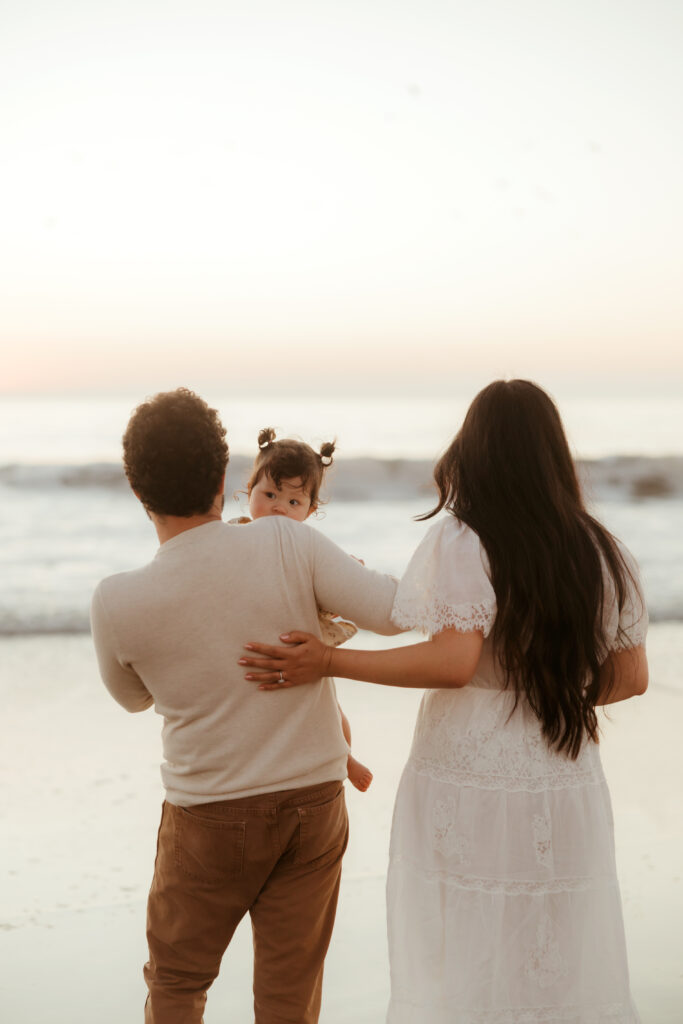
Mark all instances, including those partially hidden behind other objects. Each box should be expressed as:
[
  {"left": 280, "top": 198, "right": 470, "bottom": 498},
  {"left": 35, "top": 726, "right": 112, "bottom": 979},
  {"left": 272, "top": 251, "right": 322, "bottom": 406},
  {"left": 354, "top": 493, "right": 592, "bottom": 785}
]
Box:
[{"left": 420, "top": 379, "right": 639, "bottom": 758}]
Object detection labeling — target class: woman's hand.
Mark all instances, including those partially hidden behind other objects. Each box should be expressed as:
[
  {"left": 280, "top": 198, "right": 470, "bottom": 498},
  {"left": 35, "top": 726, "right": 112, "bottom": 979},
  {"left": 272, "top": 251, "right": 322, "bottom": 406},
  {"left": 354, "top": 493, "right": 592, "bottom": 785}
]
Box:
[{"left": 239, "top": 631, "right": 335, "bottom": 690}]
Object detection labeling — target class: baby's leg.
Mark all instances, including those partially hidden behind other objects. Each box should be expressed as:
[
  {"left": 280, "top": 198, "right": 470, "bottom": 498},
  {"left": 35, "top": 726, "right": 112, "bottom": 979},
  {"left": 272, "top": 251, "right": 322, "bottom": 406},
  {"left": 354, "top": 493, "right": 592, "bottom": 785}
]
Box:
[{"left": 339, "top": 705, "right": 373, "bottom": 792}]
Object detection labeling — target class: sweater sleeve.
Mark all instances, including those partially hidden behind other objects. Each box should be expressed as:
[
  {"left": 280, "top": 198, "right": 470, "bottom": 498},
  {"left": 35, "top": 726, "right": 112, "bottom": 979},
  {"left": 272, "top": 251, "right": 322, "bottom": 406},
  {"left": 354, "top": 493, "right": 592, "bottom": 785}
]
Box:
[
  {"left": 308, "top": 528, "right": 401, "bottom": 636},
  {"left": 90, "top": 584, "right": 154, "bottom": 713}
]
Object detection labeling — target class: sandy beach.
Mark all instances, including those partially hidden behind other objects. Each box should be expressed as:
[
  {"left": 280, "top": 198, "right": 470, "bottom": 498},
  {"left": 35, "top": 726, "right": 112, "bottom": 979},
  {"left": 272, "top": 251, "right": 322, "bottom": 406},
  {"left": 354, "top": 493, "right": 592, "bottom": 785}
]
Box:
[{"left": 1, "top": 624, "right": 681, "bottom": 1022}]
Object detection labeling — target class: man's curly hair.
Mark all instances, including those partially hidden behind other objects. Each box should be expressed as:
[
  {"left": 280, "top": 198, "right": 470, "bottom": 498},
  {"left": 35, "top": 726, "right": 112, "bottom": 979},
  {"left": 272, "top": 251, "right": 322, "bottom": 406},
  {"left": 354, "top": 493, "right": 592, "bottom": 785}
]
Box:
[{"left": 123, "top": 388, "right": 229, "bottom": 516}]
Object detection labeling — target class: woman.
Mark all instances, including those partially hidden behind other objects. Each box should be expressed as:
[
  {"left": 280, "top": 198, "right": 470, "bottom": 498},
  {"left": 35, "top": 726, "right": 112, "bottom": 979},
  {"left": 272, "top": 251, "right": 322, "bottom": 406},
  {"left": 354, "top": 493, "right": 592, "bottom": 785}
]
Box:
[{"left": 241, "top": 380, "right": 648, "bottom": 1023}]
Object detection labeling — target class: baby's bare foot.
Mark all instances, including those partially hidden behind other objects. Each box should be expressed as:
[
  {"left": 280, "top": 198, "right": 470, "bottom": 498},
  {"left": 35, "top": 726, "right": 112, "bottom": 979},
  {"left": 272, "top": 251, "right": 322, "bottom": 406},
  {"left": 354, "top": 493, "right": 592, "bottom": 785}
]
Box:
[{"left": 347, "top": 754, "right": 373, "bottom": 792}]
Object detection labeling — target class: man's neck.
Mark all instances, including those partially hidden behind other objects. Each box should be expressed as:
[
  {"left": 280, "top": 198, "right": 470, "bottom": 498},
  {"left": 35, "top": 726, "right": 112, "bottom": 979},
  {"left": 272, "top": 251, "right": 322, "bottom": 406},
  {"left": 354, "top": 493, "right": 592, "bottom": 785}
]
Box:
[{"left": 152, "top": 511, "right": 222, "bottom": 545}]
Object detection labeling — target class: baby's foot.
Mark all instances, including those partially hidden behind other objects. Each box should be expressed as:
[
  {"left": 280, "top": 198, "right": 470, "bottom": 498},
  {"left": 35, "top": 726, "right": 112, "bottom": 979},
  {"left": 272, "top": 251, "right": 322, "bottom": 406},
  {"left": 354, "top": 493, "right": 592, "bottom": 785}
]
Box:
[{"left": 347, "top": 754, "right": 373, "bottom": 792}]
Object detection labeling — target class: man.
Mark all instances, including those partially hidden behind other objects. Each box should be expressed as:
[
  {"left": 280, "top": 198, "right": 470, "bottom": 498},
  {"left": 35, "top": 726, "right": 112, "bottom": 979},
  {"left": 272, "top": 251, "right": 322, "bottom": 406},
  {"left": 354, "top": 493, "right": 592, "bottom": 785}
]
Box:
[{"left": 90, "top": 388, "right": 399, "bottom": 1024}]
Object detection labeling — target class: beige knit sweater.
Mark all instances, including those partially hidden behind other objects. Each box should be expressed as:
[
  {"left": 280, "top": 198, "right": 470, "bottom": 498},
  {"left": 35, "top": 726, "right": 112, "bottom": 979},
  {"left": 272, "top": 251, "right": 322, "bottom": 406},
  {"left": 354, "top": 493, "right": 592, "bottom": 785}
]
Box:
[{"left": 91, "top": 517, "right": 399, "bottom": 805}]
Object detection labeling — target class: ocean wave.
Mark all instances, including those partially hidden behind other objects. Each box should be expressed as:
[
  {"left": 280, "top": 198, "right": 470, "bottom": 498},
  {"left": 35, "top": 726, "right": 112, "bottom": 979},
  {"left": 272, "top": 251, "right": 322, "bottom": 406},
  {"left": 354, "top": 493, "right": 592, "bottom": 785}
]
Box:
[
  {"left": 0, "top": 462, "right": 129, "bottom": 490},
  {"left": 2, "top": 455, "right": 683, "bottom": 502},
  {"left": 0, "top": 611, "right": 92, "bottom": 636}
]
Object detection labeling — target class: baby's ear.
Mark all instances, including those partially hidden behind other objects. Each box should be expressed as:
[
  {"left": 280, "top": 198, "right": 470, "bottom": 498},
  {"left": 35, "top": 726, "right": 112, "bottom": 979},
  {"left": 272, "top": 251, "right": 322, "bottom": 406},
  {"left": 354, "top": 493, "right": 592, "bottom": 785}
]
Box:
[{"left": 307, "top": 504, "right": 318, "bottom": 518}]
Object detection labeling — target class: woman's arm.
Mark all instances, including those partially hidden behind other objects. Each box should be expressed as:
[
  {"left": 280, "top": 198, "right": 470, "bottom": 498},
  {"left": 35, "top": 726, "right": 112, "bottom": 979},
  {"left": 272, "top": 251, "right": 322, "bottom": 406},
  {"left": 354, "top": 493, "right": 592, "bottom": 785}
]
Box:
[
  {"left": 241, "top": 627, "right": 484, "bottom": 690},
  {"left": 596, "top": 645, "right": 648, "bottom": 705}
]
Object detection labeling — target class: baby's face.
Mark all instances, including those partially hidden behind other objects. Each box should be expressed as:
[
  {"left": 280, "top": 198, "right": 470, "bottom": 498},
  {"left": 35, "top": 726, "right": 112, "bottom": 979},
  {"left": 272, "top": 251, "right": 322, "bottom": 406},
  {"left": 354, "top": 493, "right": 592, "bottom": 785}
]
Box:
[{"left": 248, "top": 473, "right": 313, "bottom": 523}]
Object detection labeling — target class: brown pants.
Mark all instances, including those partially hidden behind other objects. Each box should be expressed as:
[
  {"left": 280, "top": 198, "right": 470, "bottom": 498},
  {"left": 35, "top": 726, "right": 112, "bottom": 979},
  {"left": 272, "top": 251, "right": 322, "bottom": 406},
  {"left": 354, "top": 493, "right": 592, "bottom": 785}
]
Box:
[{"left": 144, "top": 780, "right": 348, "bottom": 1024}]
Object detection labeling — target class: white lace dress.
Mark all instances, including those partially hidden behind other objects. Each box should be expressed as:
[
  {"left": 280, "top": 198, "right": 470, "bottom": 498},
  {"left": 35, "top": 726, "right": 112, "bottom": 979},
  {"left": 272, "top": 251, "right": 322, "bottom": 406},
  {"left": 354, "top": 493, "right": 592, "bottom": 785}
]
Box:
[{"left": 387, "top": 517, "right": 648, "bottom": 1024}]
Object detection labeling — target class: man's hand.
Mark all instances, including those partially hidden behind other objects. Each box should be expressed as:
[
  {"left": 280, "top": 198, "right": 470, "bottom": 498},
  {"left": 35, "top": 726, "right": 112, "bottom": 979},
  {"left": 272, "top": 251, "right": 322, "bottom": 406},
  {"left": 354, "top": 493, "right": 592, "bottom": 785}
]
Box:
[{"left": 239, "top": 631, "right": 335, "bottom": 690}]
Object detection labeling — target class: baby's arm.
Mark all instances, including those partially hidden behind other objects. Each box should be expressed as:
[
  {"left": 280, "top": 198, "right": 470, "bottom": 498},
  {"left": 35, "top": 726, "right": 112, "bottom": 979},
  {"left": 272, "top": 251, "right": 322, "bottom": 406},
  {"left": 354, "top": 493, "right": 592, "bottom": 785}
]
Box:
[
  {"left": 318, "top": 608, "right": 357, "bottom": 645},
  {"left": 338, "top": 702, "right": 373, "bottom": 793}
]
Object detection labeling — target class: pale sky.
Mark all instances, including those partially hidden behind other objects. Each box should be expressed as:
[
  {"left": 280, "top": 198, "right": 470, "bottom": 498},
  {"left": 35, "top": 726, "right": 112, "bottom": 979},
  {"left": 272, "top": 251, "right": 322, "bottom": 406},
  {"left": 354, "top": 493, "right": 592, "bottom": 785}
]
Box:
[{"left": 2, "top": 0, "right": 682, "bottom": 395}]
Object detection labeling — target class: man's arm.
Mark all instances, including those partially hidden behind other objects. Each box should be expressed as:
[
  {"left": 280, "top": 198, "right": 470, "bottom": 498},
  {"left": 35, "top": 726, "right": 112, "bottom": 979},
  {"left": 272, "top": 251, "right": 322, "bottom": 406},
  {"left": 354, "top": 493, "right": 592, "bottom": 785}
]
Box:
[
  {"left": 90, "top": 586, "right": 154, "bottom": 713},
  {"left": 309, "top": 528, "right": 402, "bottom": 636}
]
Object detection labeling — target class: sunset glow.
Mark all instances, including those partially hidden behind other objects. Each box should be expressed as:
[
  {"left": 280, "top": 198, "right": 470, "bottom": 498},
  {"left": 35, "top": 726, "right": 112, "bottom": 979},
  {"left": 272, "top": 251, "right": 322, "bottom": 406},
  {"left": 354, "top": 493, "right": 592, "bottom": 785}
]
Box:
[{"left": 2, "top": 1, "right": 682, "bottom": 395}]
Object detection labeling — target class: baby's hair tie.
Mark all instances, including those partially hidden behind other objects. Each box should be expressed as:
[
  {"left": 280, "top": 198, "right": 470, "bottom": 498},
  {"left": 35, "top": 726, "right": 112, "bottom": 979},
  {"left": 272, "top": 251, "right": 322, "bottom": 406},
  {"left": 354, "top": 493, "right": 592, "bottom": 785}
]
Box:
[
  {"left": 258, "top": 427, "right": 277, "bottom": 450},
  {"left": 319, "top": 440, "right": 336, "bottom": 467}
]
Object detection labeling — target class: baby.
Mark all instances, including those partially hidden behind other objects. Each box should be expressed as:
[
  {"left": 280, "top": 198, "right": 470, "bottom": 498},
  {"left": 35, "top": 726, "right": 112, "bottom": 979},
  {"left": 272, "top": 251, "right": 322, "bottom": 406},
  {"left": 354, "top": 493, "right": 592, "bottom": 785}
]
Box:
[{"left": 231, "top": 427, "right": 373, "bottom": 792}]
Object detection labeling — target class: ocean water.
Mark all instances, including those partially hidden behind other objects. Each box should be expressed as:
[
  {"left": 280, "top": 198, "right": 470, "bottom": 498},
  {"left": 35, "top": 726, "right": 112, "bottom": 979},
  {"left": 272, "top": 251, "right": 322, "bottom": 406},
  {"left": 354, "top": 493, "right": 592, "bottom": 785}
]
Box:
[
  {"left": 2, "top": 391, "right": 683, "bottom": 462},
  {"left": 0, "top": 394, "right": 682, "bottom": 634}
]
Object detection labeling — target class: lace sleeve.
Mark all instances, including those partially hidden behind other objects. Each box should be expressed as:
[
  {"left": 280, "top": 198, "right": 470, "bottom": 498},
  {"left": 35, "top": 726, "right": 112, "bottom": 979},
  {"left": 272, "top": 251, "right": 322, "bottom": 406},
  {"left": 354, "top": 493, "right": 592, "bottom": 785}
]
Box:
[
  {"left": 391, "top": 518, "right": 496, "bottom": 637},
  {"left": 604, "top": 544, "right": 648, "bottom": 652}
]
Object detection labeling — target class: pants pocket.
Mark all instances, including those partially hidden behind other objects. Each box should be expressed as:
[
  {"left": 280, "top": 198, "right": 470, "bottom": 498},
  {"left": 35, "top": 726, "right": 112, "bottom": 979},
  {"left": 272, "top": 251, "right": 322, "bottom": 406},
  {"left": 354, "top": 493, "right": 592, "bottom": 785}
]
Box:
[
  {"left": 173, "top": 806, "right": 246, "bottom": 883},
  {"left": 295, "top": 786, "right": 348, "bottom": 867}
]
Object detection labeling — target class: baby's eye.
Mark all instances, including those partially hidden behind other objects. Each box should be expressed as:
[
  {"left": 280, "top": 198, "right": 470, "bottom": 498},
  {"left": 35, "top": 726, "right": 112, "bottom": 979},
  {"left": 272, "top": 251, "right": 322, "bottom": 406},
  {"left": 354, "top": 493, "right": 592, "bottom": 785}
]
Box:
[
  {"left": 265, "top": 492, "right": 276, "bottom": 499},
  {"left": 289, "top": 499, "right": 300, "bottom": 506}
]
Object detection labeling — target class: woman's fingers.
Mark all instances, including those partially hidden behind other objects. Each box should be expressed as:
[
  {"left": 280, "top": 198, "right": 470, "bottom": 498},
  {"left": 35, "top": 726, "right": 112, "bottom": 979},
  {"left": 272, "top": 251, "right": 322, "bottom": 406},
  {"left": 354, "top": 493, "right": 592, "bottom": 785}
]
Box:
[
  {"left": 243, "top": 641, "right": 287, "bottom": 658},
  {"left": 246, "top": 669, "right": 304, "bottom": 691},
  {"left": 240, "top": 655, "right": 286, "bottom": 669},
  {"left": 244, "top": 632, "right": 312, "bottom": 653},
  {"left": 241, "top": 632, "right": 318, "bottom": 667},
  {"left": 278, "top": 631, "right": 315, "bottom": 644},
  {"left": 242, "top": 666, "right": 302, "bottom": 689},
  {"left": 240, "top": 631, "right": 328, "bottom": 690}
]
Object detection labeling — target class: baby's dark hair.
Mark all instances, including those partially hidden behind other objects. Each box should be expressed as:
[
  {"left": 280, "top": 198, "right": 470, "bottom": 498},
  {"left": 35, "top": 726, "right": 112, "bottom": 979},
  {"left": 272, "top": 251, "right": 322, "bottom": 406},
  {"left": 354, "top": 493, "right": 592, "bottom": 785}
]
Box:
[{"left": 247, "top": 428, "right": 335, "bottom": 509}]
